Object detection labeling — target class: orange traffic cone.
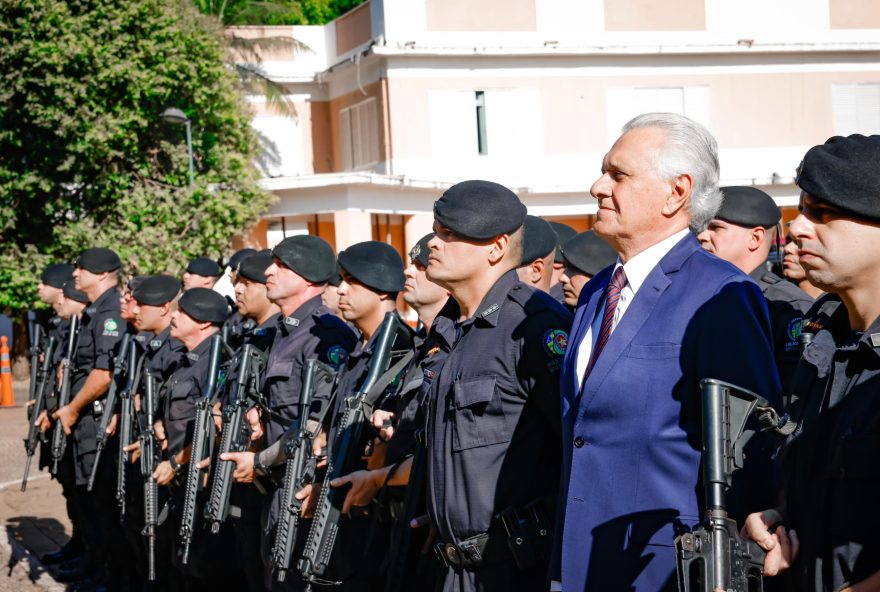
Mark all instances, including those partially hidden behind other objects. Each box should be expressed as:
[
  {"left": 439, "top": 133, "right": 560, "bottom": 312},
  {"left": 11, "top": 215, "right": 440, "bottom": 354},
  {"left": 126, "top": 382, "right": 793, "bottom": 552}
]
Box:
[{"left": 0, "top": 336, "right": 13, "bottom": 407}]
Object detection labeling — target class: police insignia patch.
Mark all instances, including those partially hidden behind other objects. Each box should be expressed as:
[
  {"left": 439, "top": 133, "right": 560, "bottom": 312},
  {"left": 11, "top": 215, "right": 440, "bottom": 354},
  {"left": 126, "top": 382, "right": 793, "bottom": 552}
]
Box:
[
  {"left": 327, "top": 345, "right": 347, "bottom": 369},
  {"left": 544, "top": 329, "right": 568, "bottom": 357},
  {"left": 787, "top": 317, "right": 804, "bottom": 343},
  {"left": 103, "top": 318, "right": 119, "bottom": 337}
]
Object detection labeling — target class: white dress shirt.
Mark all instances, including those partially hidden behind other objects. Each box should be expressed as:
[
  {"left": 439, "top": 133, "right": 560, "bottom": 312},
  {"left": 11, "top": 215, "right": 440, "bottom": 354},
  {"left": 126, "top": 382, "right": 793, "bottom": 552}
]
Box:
[{"left": 575, "top": 228, "right": 690, "bottom": 389}]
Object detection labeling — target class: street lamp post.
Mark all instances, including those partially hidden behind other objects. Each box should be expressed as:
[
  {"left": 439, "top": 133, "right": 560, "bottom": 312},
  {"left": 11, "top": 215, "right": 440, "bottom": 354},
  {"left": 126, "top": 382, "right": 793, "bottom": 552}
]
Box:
[{"left": 160, "top": 108, "right": 194, "bottom": 188}]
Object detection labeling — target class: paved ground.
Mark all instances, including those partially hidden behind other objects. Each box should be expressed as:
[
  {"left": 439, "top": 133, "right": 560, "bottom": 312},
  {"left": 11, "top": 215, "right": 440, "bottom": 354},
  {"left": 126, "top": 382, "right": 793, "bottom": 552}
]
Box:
[{"left": 0, "top": 381, "right": 68, "bottom": 591}]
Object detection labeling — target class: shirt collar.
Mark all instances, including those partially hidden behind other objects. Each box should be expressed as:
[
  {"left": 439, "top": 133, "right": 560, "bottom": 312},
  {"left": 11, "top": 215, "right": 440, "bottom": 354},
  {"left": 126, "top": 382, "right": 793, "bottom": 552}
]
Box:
[
  {"left": 184, "top": 334, "right": 214, "bottom": 365},
  {"left": 278, "top": 295, "right": 322, "bottom": 334},
  {"left": 619, "top": 228, "right": 690, "bottom": 295}
]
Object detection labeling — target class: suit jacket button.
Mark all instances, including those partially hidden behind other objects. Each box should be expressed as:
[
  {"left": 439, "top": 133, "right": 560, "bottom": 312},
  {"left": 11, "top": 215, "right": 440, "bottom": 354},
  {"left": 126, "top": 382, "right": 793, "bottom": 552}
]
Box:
[{"left": 574, "top": 437, "right": 585, "bottom": 448}]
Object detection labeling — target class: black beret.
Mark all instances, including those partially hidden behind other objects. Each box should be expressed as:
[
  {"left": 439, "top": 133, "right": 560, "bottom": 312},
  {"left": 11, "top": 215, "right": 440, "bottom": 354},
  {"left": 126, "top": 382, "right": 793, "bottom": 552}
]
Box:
[
  {"left": 271, "top": 235, "right": 336, "bottom": 283},
  {"left": 186, "top": 257, "right": 222, "bottom": 277},
  {"left": 237, "top": 252, "right": 273, "bottom": 284},
  {"left": 338, "top": 241, "right": 405, "bottom": 293},
  {"left": 75, "top": 248, "right": 121, "bottom": 273},
  {"left": 561, "top": 231, "right": 618, "bottom": 277},
  {"left": 133, "top": 275, "right": 181, "bottom": 306},
  {"left": 796, "top": 134, "right": 880, "bottom": 222},
  {"left": 433, "top": 180, "right": 527, "bottom": 240},
  {"left": 127, "top": 275, "right": 147, "bottom": 293},
  {"left": 177, "top": 287, "right": 228, "bottom": 324},
  {"left": 62, "top": 282, "right": 89, "bottom": 304},
  {"left": 548, "top": 221, "right": 578, "bottom": 263},
  {"left": 521, "top": 216, "right": 558, "bottom": 265},
  {"left": 716, "top": 186, "right": 781, "bottom": 228},
  {"left": 41, "top": 263, "right": 75, "bottom": 289},
  {"left": 408, "top": 233, "right": 434, "bottom": 268},
  {"left": 327, "top": 270, "right": 342, "bottom": 287},
  {"left": 229, "top": 248, "right": 258, "bottom": 271}
]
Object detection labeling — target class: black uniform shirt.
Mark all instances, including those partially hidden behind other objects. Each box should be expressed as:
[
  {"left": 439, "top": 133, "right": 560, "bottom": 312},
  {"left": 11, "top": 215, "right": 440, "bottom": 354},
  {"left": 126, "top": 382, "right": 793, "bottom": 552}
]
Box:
[
  {"left": 72, "top": 286, "right": 126, "bottom": 394},
  {"left": 244, "top": 313, "right": 280, "bottom": 353},
  {"left": 161, "top": 336, "right": 216, "bottom": 456},
  {"left": 783, "top": 295, "right": 880, "bottom": 590},
  {"left": 144, "top": 326, "right": 186, "bottom": 383},
  {"left": 425, "top": 270, "right": 573, "bottom": 544},
  {"left": 384, "top": 327, "right": 431, "bottom": 467},
  {"left": 262, "top": 295, "right": 357, "bottom": 446},
  {"left": 750, "top": 268, "right": 814, "bottom": 402}
]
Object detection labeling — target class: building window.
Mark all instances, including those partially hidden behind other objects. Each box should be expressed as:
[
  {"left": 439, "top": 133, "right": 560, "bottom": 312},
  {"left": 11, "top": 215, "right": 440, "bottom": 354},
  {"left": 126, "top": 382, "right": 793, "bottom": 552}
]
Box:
[
  {"left": 339, "top": 98, "right": 379, "bottom": 170},
  {"left": 475, "top": 91, "right": 488, "bottom": 155},
  {"left": 832, "top": 83, "right": 880, "bottom": 136},
  {"left": 605, "top": 86, "right": 710, "bottom": 140}
]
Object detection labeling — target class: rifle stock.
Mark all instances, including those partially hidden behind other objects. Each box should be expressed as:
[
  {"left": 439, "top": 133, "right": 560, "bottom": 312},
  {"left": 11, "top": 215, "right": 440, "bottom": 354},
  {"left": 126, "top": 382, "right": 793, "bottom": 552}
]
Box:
[
  {"left": 272, "top": 358, "right": 335, "bottom": 582},
  {"left": 675, "top": 379, "right": 768, "bottom": 592},
  {"left": 141, "top": 370, "right": 160, "bottom": 581}
]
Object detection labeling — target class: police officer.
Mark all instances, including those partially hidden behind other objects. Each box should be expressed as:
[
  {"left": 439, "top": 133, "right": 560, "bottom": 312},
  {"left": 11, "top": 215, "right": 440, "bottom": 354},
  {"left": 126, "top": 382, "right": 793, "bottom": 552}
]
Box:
[
  {"left": 51, "top": 247, "right": 129, "bottom": 588},
  {"left": 516, "top": 216, "right": 558, "bottom": 294},
  {"left": 297, "top": 240, "right": 413, "bottom": 590},
  {"left": 122, "top": 274, "right": 186, "bottom": 589},
  {"left": 151, "top": 287, "right": 239, "bottom": 589},
  {"left": 234, "top": 251, "right": 282, "bottom": 352},
  {"left": 182, "top": 257, "right": 222, "bottom": 290},
  {"left": 781, "top": 229, "right": 824, "bottom": 300},
  {"left": 556, "top": 231, "right": 618, "bottom": 310},
  {"left": 219, "top": 235, "right": 356, "bottom": 591},
  {"left": 696, "top": 186, "right": 813, "bottom": 397},
  {"left": 546, "top": 221, "right": 577, "bottom": 305},
  {"left": 423, "top": 180, "right": 573, "bottom": 591},
  {"left": 222, "top": 248, "right": 261, "bottom": 348},
  {"left": 743, "top": 134, "right": 880, "bottom": 591}
]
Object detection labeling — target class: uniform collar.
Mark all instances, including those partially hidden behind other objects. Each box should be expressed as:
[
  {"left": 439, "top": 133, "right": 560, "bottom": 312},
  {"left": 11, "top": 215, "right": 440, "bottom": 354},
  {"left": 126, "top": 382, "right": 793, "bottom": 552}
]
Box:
[
  {"left": 184, "top": 334, "right": 214, "bottom": 365},
  {"left": 438, "top": 269, "right": 520, "bottom": 330},
  {"left": 802, "top": 295, "right": 880, "bottom": 374},
  {"left": 279, "top": 295, "right": 322, "bottom": 334}
]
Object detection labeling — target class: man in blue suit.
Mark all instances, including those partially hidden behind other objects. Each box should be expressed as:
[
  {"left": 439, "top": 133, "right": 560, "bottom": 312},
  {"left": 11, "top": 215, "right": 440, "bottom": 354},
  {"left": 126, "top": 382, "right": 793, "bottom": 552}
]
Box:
[{"left": 552, "top": 113, "right": 782, "bottom": 591}]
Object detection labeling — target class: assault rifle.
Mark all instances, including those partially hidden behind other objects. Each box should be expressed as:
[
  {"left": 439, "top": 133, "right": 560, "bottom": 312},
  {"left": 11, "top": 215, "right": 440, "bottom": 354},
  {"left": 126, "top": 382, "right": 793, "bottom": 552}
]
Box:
[
  {"left": 26, "top": 314, "right": 44, "bottom": 412},
  {"left": 21, "top": 334, "right": 57, "bottom": 491},
  {"left": 299, "top": 313, "right": 414, "bottom": 589},
  {"left": 179, "top": 334, "right": 224, "bottom": 564},
  {"left": 203, "top": 344, "right": 267, "bottom": 533},
  {"left": 141, "top": 370, "right": 161, "bottom": 581},
  {"left": 271, "top": 358, "right": 335, "bottom": 582},
  {"left": 51, "top": 314, "right": 79, "bottom": 475},
  {"left": 116, "top": 343, "right": 142, "bottom": 521},
  {"left": 88, "top": 333, "right": 133, "bottom": 491},
  {"left": 675, "top": 379, "right": 768, "bottom": 592}
]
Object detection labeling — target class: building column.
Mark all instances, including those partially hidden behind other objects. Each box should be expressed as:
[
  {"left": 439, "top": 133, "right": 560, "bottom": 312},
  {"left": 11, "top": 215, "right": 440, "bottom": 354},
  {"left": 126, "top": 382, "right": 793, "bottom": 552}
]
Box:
[
  {"left": 333, "top": 210, "right": 373, "bottom": 251},
  {"left": 403, "top": 214, "right": 434, "bottom": 257}
]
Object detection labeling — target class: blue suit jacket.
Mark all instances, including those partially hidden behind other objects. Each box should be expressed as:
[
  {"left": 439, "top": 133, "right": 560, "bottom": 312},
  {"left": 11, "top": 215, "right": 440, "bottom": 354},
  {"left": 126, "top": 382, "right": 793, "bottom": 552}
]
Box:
[{"left": 554, "top": 234, "right": 781, "bottom": 591}]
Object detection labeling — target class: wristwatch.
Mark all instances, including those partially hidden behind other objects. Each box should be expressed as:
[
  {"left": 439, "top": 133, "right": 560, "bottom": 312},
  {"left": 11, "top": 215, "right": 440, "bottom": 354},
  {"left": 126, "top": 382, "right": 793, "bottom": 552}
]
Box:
[
  {"left": 253, "top": 452, "right": 269, "bottom": 477},
  {"left": 168, "top": 455, "right": 182, "bottom": 474}
]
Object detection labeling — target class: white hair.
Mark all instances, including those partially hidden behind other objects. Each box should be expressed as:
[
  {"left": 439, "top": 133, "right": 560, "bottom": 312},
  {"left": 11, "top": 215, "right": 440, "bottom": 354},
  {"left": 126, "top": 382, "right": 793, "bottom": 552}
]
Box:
[{"left": 622, "top": 112, "right": 723, "bottom": 233}]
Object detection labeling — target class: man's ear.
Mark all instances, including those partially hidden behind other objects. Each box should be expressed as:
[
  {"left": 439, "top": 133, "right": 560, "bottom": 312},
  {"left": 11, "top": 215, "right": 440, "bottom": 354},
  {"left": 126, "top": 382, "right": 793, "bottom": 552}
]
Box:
[
  {"left": 748, "top": 226, "right": 767, "bottom": 252},
  {"left": 662, "top": 173, "right": 693, "bottom": 217},
  {"left": 487, "top": 234, "right": 510, "bottom": 265}
]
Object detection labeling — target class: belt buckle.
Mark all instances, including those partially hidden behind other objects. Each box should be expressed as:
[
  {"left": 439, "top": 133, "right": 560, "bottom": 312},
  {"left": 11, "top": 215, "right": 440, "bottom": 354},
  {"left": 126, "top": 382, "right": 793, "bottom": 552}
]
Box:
[{"left": 434, "top": 542, "right": 461, "bottom": 568}]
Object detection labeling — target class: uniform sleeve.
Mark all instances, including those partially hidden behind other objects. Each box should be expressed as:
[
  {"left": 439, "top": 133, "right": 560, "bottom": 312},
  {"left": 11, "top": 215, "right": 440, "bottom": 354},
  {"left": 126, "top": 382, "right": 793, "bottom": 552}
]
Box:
[{"left": 94, "top": 310, "right": 125, "bottom": 371}]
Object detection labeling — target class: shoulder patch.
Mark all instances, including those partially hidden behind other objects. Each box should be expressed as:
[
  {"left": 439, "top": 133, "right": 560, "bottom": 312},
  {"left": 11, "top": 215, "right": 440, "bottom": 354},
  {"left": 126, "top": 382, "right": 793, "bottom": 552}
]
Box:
[
  {"left": 103, "top": 318, "right": 119, "bottom": 337},
  {"left": 326, "top": 344, "right": 348, "bottom": 369},
  {"left": 787, "top": 317, "right": 804, "bottom": 343},
  {"left": 543, "top": 329, "right": 568, "bottom": 357}
]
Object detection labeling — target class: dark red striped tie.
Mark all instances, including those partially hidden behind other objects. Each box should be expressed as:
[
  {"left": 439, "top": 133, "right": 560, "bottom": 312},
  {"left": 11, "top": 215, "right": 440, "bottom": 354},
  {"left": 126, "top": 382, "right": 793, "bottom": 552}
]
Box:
[{"left": 583, "top": 265, "right": 627, "bottom": 382}]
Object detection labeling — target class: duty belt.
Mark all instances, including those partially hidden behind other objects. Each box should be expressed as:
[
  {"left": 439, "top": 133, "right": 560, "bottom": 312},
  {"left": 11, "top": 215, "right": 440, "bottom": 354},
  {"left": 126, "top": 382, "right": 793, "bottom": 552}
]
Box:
[{"left": 433, "top": 530, "right": 508, "bottom": 570}]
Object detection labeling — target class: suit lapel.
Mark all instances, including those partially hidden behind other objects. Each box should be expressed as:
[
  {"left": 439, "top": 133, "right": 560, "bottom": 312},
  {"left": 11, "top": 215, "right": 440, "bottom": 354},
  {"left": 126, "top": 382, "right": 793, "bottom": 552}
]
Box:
[{"left": 577, "top": 235, "right": 698, "bottom": 414}]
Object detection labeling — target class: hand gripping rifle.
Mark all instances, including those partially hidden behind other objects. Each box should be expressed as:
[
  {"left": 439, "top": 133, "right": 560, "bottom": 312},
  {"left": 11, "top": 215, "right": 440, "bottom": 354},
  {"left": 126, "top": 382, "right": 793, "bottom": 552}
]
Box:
[
  {"left": 271, "top": 358, "right": 335, "bottom": 582},
  {"left": 675, "top": 379, "right": 769, "bottom": 592},
  {"left": 51, "top": 314, "right": 79, "bottom": 475},
  {"left": 88, "top": 333, "right": 133, "bottom": 491},
  {"left": 141, "top": 369, "right": 161, "bottom": 581},
  {"left": 203, "top": 344, "right": 267, "bottom": 533},
  {"left": 21, "top": 335, "right": 57, "bottom": 491},
  {"left": 116, "top": 342, "right": 142, "bottom": 522},
  {"left": 299, "top": 312, "right": 414, "bottom": 589},
  {"left": 179, "top": 333, "right": 224, "bottom": 565}
]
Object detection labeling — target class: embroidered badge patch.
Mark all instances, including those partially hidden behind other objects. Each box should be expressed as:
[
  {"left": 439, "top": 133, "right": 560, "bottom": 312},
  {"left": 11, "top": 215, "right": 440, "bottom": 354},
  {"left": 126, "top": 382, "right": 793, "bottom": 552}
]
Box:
[
  {"left": 103, "top": 318, "right": 119, "bottom": 337},
  {"left": 544, "top": 329, "right": 568, "bottom": 357},
  {"left": 327, "top": 345, "right": 347, "bottom": 369},
  {"left": 787, "top": 317, "right": 804, "bottom": 343}
]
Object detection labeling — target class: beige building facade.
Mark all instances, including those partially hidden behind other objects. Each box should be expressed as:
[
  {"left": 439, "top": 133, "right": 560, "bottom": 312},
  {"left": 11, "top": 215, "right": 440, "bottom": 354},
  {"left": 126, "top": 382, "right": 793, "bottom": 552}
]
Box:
[{"left": 236, "top": 0, "right": 880, "bottom": 256}]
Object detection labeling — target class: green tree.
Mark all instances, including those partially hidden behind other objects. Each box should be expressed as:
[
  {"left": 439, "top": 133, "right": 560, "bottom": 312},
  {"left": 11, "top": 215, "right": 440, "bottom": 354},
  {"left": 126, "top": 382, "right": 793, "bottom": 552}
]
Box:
[{"left": 0, "top": 0, "right": 274, "bottom": 315}]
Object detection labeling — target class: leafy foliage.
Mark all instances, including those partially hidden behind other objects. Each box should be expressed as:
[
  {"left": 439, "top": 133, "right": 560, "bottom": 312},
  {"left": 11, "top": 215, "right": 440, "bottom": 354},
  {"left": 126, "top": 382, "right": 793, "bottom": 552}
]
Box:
[
  {"left": 0, "top": 0, "right": 274, "bottom": 314},
  {"left": 193, "top": 0, "right": 367, "bottom": 25}
]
